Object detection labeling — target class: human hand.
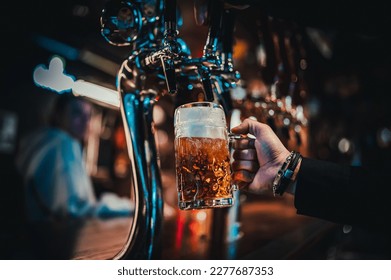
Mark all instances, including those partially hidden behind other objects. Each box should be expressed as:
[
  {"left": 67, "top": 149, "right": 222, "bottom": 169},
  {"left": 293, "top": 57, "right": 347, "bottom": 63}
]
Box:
[{"left": 231, "top": 118, "right": 290, "bottom": 193}]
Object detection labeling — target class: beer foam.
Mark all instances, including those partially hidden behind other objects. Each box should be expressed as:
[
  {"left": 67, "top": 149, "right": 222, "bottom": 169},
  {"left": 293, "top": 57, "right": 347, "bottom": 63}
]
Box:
[
  {"left": 174, "top": 102, "right": 229, "bottom": 138},
  {"left": 179, "top": 125, "right": 227, "bottom": 138},
  {"left": 174, "top": 106, "right": 227, "bottom": 127}
]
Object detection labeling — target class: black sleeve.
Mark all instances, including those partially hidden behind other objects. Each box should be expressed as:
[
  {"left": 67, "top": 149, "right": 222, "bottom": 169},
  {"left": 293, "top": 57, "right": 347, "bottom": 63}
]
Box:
[{"left": 294, "top": 158, "right": 391, "bottom": 231}]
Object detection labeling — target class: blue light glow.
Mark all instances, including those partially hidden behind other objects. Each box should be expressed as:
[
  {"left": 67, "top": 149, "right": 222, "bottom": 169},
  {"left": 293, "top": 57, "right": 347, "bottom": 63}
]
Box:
[{"left": 32, "top": 35, "right": 80, "bottom": 61}]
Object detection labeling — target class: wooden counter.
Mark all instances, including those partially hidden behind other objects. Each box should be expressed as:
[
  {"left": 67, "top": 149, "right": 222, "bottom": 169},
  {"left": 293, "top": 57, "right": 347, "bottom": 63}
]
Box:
[
  {"left": 71, "top": 195, "right": 336, "bottom": 260},
  {"left": 72, "top": 217, "right": 132, "bottom": 260}
]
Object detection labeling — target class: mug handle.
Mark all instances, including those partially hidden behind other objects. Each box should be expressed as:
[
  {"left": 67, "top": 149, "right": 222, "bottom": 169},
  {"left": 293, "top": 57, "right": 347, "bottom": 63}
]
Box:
[{"left": 228, "top": 133, "right": 256, "bottom": 191}]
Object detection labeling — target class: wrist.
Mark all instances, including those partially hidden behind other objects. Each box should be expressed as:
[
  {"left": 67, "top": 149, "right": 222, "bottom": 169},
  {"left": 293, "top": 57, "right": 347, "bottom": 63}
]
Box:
[
  {"left": 272, "top": 151, "right": 302, "bottom": 196},
  {"left": 285, "top": 159, "right": 302, "bottom": 195}
]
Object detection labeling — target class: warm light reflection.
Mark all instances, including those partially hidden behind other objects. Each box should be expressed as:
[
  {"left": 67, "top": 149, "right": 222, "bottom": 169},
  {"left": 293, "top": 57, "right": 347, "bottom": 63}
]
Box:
[
  {"left": 196, "top": 210, "right": 207, "bottom": 221},
  {"left": 153, "top": 105, "right": 166, "bottom": 125},
  {"left": 173, "top": 209, "right": 212, "bottom": 259},
  {"left": 233, "top": 39, "right": 249, "bottom": 61},
  {"left": 338, "top": 138, "right": 352, "bottom": 154},
  {"left": 73, "top": 80, "right": 120, "bottom": 108}
]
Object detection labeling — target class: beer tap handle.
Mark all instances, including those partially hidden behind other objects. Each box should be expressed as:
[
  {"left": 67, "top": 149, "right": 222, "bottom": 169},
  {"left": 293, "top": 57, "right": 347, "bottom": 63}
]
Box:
[
  {"left": 218, "top": 7, "right": 237, "bottom": 114},
  {"left": 164, "top": 0, "right": 177, "bottom": 40},
  {"left": 221, "top": 8, "right": 235, "bottom": 71},
  {"left": 161, "top": 58, "right": 177, "bottom": 94},
  {"left": 162, "top": 0, "right": 178, "bottom": 94},
  {"left": 140, "top": 0, "right": 179, "bottom": 95},
  {"left": 203, "top": 0, "right": 224, "bottom": 59},
  {"left": 198, "top": 65, "right": 215, "bottom": 102}
]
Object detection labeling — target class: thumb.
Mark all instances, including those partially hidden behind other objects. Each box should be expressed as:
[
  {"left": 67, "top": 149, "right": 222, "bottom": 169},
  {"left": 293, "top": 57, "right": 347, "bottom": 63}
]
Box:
[{"left": 231, "top": 119, "right": 251, "bottom": 135}]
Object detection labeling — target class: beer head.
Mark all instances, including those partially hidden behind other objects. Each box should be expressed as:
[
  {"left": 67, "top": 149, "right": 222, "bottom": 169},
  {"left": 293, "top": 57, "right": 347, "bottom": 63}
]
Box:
[{"left": 174, "top": 102, "right": 228, "bottom": 139}]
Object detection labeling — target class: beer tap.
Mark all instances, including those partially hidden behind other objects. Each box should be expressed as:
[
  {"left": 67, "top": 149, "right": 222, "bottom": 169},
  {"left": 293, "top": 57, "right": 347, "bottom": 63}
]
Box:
[
  {"left": 212, "top": 7, "right": 240, "bottom": 115},
  {"left": 101, "top": 0, "right": 169, "bottom": 260},
  {"left": 201, "top": 1, "right": 240, "bottom": 114},
  {"left": 142, "top": 0, "right": 182, "bottom": 94},
  {"left": 100, "top": 0, "right": 242, "bottom": 259}
]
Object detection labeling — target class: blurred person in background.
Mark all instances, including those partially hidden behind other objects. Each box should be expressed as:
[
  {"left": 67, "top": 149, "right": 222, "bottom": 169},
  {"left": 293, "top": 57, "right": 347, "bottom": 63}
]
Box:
[
  {"left": 15, "top": 93, "right": 133, "bottom": 259},
  {"left": 16, "top": 94, "right": 97, "bottom": 222}
]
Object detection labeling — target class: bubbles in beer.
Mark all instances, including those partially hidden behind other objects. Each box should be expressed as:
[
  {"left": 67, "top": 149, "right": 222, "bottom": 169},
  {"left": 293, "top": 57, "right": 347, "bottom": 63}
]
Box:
[{"left": 175, "top": 137, "right": 232, "bottom": 202}]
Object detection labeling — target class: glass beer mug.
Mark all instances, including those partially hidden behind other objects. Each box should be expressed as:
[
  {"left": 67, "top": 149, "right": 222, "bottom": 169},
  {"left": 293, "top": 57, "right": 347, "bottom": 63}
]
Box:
[{"left": 174, "top": 101, "right": 235, "bottom": 210}]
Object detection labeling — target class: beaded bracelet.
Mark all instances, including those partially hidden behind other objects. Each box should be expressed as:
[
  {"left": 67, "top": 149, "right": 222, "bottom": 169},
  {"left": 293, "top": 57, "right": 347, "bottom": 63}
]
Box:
[{"left": 272, "top": 151, "right": 302, "bottom": 196}]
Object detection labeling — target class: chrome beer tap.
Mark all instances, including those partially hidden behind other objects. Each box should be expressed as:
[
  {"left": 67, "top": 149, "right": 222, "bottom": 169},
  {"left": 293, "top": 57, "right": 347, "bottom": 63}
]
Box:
[
  {"left": 100, "top": 0, "right": 241, "bottom": 259},
  {"left": 101, "top": 0, "right": 169, "bottom": 260}
]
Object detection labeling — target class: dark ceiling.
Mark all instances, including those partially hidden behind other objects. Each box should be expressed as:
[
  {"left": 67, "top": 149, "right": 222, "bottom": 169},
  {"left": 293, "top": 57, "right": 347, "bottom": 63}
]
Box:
[
  {"left": 3, "top": 1, "right": 391, "bottom": 114},
  {"left": 4, "top": 0, "right": 391, "bottom": 91},
  {"left": 4, "top": 1, "right": 130, "bottom": 91}
]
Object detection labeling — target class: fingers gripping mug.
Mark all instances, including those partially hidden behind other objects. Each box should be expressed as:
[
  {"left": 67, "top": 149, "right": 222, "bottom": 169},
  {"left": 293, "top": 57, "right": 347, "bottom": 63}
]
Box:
[{"left": 174, "top": 102, "right": 235, "bottom": 210}]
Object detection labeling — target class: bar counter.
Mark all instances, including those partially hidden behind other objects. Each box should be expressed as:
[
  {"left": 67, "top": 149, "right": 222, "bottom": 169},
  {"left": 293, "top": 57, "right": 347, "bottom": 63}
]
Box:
[{"left": 72, "top": 195, "right": 336, "bottom": 260}]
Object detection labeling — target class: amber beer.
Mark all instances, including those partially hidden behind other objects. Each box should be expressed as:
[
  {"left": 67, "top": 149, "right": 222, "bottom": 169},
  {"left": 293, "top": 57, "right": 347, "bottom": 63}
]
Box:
[
  {"left": 174, "top": 102, "right": 234, "bottom": 210},
  {"left": 175, "top": 137, "right": 232, "bottom": 208}
]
